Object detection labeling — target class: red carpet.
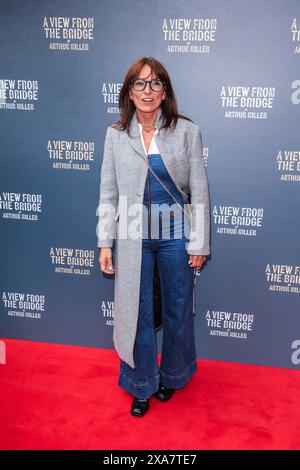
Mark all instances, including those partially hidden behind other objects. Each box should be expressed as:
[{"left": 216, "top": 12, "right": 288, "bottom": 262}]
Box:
[{"left": 0, "top": 338, "right": 299, "bottom": 450}]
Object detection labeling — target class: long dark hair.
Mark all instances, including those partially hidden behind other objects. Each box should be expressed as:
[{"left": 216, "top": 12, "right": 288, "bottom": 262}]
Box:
[{"left": 111, "top": 56, "right": 192, "bottom": 134}]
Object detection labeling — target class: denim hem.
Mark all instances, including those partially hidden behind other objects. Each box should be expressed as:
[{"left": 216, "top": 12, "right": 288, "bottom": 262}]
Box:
[
  {"left": 118, "top": 371, "right": 160, "bottom": 399},
  {"left": 159, "top": 359, "right": 198, "bottom": 389}
]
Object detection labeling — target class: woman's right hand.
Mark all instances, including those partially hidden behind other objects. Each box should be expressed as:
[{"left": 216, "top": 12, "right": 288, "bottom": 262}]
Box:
[{"left": 99, "top": 248, "right": 116, "bottom": 275}]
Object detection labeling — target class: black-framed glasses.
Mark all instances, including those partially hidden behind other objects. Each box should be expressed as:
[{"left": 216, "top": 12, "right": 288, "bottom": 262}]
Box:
[{"left": 130, "top": 78, "right": 165, "bottom": 92}]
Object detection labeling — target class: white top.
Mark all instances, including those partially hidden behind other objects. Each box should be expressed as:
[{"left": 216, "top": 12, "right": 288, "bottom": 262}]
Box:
[{"left": 138, "top": 122, "right": 159, "bottom": 156}]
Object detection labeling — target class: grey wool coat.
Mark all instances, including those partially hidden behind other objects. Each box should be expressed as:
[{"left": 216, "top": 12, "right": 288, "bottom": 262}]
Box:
[{"left": 97, "top": 107, "right": 211, "bottom": 369}]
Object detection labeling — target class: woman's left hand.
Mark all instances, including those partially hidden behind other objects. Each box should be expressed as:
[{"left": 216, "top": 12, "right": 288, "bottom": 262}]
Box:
[{"left": 188, "top": 255, "right": 207, "bottom": 268}]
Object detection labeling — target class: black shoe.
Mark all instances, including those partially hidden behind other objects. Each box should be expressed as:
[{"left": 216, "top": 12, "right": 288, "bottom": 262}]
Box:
[
  {"left": 130, "top": 397, "right": 150, "bottom": 417},
  {"left": 153, "top": 385, "right": 175, "bottom": 402}
]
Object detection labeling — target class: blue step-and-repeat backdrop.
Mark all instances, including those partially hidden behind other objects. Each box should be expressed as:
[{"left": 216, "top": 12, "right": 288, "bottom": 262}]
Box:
[{"left": 1, "top": 0, "right": 299, "bottom": 369}]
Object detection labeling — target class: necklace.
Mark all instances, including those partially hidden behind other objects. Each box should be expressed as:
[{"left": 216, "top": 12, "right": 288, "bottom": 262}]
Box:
[{"left": 139, "top": 121, "right": 156, "bottom": 133}]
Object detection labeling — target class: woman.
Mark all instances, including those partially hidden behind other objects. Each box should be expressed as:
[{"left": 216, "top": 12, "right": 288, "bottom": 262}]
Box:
[{"left": 97, "top": 57, "right": 211, "bottom": 417}]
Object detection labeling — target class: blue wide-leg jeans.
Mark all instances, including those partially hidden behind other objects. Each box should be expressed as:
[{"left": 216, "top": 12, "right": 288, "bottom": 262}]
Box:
[{"left": 118, "top": 154, "right": 198, "bottom": 399}]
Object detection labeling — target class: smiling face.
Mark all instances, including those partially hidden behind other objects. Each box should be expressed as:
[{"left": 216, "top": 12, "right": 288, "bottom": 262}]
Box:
[{"left": 129, "top": 64, "right": 166, "bottom": 115}]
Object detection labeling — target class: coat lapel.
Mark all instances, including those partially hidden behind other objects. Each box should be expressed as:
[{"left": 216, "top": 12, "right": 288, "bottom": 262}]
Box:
[{"left": 127, "top": 110, "right": 147, "bottom": 159}]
